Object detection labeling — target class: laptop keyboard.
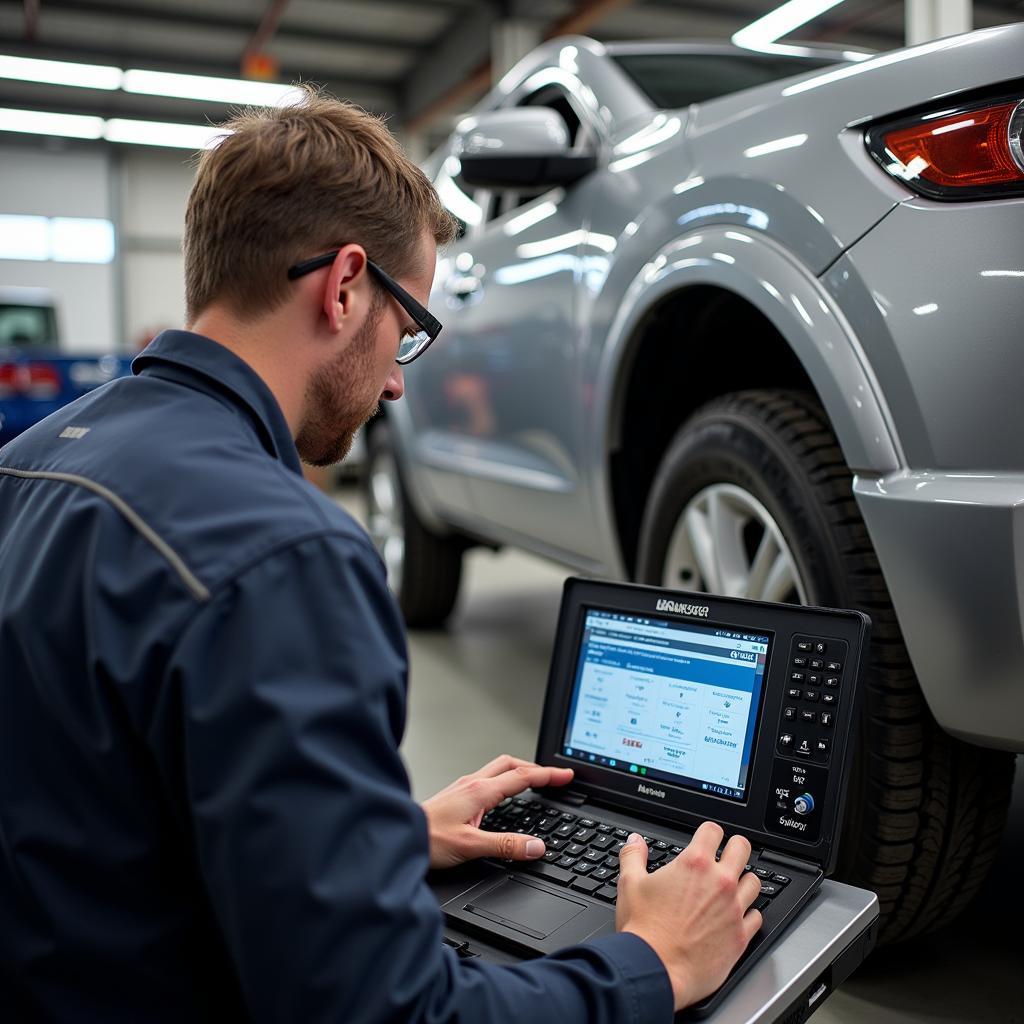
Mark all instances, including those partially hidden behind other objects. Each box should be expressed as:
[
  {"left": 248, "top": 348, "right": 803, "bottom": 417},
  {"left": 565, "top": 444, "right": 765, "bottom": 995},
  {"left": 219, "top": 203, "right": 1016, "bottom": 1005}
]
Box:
[{"left": 481, "top": 797, "right": 789, "bottom": 913}]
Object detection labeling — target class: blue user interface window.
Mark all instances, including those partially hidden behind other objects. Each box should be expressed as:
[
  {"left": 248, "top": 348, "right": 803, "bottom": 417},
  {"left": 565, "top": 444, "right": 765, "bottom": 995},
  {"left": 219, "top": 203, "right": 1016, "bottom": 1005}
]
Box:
[{"left": 562, "top": 609, "right": 771, "bottom": 802}]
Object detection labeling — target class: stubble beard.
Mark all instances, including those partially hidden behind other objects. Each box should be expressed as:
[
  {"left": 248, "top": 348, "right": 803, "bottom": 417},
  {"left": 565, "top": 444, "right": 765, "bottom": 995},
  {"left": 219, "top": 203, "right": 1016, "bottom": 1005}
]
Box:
[{"left": 295, "top": 308, "right": 383, "bottom": 468}]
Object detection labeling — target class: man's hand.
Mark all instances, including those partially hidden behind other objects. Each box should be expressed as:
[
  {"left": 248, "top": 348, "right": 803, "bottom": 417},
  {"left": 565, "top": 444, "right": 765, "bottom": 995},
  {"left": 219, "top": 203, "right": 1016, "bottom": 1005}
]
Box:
[
  {"left": 421, "top": 755, "right": 574, "bottom": 869},
  {"left": 616, "top": 821, "right": 763, "bottom": 1012}
]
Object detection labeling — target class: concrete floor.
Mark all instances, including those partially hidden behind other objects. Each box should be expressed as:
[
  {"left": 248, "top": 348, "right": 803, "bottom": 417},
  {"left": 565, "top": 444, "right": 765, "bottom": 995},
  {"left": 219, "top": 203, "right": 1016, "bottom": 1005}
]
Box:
[{"left": 340, "top": 485, "right": 1024, "bottom": 1024}]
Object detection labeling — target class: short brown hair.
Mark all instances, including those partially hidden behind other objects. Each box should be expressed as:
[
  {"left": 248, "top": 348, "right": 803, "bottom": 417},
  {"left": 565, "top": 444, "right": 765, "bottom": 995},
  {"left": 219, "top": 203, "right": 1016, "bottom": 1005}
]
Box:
[{"left": 183, "top": 88, "right": 457, "bottom": 323}]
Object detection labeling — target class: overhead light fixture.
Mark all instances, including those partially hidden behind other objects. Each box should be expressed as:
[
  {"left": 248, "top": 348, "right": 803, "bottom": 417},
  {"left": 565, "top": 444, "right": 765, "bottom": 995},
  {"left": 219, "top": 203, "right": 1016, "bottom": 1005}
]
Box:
[
  {"left": 0, "top": 54, "right": 122, "bottom": 91},
  {"left": 122, "top": 69, "right": 301, "bottom": 107},
  {"left": 0, "top": 105, "right": 227, "bottom": 149},
  {"left": 0, "top": 53, "right": 298, "bottom": 107},
  {"left": 103, "top": 117, "right": 229, "bottom": 149},
  {"left": 733, "top": 0, "right": 849, "bottom": 56},
  {"left": 0, "top": 106, "right": 104, "bottom": 139}
]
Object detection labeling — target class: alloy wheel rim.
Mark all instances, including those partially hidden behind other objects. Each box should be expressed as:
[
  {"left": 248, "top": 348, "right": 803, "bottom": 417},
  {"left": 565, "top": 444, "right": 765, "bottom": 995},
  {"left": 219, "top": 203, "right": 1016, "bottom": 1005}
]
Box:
[
  {"left": 661, "top": 483, "right": 809, "bottom": 604},
  {"left": 367, "top": 450, "right": 405, "bottom": 594}
]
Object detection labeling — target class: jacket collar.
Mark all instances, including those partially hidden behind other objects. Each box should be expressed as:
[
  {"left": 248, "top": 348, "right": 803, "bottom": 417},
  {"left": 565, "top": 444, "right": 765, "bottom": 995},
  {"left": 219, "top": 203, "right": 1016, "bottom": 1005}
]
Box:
[{"left": 132, "top": 330, "right": 303, "bottom": 476}]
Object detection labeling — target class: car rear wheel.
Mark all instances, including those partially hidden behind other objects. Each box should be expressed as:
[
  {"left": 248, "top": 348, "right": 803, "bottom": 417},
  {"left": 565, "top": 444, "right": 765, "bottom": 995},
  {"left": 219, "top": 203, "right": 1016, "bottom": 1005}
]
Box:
[
  {"left": 364, "top": 421, "right": 464, "bottom": 627},
  {"left": 635, "top": 389, "right": 1015, "bottom": 943}
]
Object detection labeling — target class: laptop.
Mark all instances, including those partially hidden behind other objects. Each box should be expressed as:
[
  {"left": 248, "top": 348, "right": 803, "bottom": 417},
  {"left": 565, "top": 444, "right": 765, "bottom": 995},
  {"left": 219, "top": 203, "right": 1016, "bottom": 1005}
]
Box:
[{"left": 434, "top": 577, "right": 870, "bottom": 1017}]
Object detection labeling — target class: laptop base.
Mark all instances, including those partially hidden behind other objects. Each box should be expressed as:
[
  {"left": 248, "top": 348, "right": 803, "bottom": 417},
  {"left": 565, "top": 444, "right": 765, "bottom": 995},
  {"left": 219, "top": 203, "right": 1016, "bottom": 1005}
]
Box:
[{"left": 432, "top": 876, "right": 878, "bottom": 1023}]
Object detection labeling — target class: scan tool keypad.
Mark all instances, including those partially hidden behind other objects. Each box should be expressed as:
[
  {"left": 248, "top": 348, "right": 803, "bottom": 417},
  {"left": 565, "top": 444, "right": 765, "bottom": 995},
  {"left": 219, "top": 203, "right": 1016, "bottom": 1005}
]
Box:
[{"left": 777, "top": 636, "right": 848, "bottom": 765}]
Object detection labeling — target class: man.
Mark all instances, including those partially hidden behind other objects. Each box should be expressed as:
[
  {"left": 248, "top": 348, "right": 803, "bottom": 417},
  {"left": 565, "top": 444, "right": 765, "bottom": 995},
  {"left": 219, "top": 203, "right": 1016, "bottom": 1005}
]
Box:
[{"left": 0, "top": 92, "right": 761, "bottom": 1022}]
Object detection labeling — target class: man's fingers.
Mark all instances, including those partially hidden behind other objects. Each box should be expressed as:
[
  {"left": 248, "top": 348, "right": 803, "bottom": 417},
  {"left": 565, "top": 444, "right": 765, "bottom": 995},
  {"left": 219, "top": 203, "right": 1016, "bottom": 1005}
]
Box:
[
  {"left": 719, "top": 833, "right": 752, "bottom": 876},
  {"left": 476, "top": 830, "right": 547, "bottom": 862},
  {"left": 742, "top": 907, "right": 764, "bottom": 942},
  {"left": 689, "top": 820, "right": 725, "bottom": 859},
  {"left": 480, "top": 764, "right": 575, "bottom": 804},
  {"left": 469, "top": 754, "right": 536, "bottom": 780},
  {"left": 617, "top": 833, "right": 649, "bottom": 881},
  {"left": 738, "top": 870, "right": 762, "bottom": 908}
]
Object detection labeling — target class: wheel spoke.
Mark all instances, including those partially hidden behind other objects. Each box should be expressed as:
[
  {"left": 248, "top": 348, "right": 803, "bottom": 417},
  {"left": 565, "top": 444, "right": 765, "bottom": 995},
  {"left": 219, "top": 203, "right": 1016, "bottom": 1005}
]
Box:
[
  {"left": 761, "top": 549, "right": 797, "bottom": 603},
  {"left": 744, "top": 531, "right": 779, "bottom": 600},
  {"left": 684, "top": 503, "right": 722, "bottom": 594}
]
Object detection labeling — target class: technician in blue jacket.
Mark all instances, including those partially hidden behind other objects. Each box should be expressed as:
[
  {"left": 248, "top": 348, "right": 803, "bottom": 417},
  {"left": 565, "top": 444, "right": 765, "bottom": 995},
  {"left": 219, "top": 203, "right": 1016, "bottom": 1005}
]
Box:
[{"left": 0, "top": 90, "right": 761, "bottom": 1022}]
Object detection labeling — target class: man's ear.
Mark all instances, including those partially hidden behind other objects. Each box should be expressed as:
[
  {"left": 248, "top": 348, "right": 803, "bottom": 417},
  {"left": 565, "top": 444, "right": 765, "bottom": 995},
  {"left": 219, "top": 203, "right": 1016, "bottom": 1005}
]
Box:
[{"left": 322, "top": 244, "right": 368, "bottom": 334}]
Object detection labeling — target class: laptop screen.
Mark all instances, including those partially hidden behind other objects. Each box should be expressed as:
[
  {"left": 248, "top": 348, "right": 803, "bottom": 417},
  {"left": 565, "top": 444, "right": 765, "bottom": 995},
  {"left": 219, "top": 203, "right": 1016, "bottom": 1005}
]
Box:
[{"left": 561, "top": 607, "right": 772, "bottom": 802}]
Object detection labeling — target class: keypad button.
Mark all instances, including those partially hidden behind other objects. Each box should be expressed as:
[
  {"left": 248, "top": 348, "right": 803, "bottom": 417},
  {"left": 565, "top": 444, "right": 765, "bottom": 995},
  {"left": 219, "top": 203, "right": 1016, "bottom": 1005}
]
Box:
[
  {"left": 825, "top": 676, "right": 840, "bottom": 688},
  {"left": 596, "top": 884, "right": 618, "bottom": 902},
  {"left": 790, "top": 671, "right": 805, "bottom": 684},
  {"left": 555, "top": 823, "right": 576, "bottom": 837},
  {"left": 821, "top": 692, "right": 838, "bottom": 706},
  {"left": 555, "top": 855, "right": 577, "bottom": 869},
  {"left": 760, "top": 882, "right": 781, "bottom": 897},
  {"left": 779, "top": 733, "right": 794, "bottom": 749},
  {"left": 807, "top": 674, "right": 821, "bottom": 687},
  {"left": 571, "top": 861, "right": 595, "bottom": 875},
  {"left": 596, "top": 824, "right": 613, "bottom": 834},
  {"left": 810, "top": 659, "right": 824, "bottom": 670},
  {"left": 814, "top": 642, "right": 827, "bottom": 655},
  {"left": 815, "top": 738, "right": 830, "bottom": 756},
  {"left": 783, "top": 706, "right": 797, "bottom": 721},
  {"left": 590, "top": 835, "right": 614, "bottom": 851},
  {"left": 826, "top": 661, "right": 842, "bottom": 673},
  {"left": 591, "top": 866, "right": 616, "bottom": 882},
  {"left": 794, "top": 738, "right": 813, "bottom": 757},
  {"left": 572, "top": 828, "right": 596, "bottom": 843},
  {"left": 804, "top": 690, "right": 819, "bottom": 702},
  {"left": 787, "top": 687, "right": 802, "bottom": 699},
  {"left": 800, "top": 710, "right": 816, "bottom": 723},
  {"left": 820, "top": 712, "right": 834, "bottom": 727},
  {"left": 796, "top": 640, "right": 813, "bottom": 652},
  {"left": 771, "top": 874, "right": 791, "bottom": 886},
  {"left": 583, "top": 848, "right": 605, "bottom": 863},
  {"left": 613, "top": 828, "right": 629, "bottom": 839},
  {"left": 793, "top": 657, "right": 808, "bottom": 668},
  {"left": 565, "top": 842, "right": 586, "bottom": 856}
]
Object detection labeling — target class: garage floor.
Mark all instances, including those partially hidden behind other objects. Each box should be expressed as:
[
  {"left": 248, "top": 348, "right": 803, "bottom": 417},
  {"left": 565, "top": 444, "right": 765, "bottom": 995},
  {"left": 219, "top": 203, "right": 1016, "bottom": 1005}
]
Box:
[{"left": 339, "top": 485, "right": 1024, "bottom": 1024}]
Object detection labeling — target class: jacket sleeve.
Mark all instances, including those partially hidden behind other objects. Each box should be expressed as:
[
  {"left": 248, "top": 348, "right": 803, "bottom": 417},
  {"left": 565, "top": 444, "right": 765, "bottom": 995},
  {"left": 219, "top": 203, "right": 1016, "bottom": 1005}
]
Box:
[{"left": 158, "top": 531, "right": 673, "bottom": 1024}]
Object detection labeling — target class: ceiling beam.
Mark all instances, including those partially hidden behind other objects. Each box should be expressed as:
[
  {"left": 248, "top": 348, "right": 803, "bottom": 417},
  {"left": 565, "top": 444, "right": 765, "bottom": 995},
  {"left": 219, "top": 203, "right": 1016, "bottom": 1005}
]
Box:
[{"left": 24, "top": 0, "right": 428, "bottom": 55}]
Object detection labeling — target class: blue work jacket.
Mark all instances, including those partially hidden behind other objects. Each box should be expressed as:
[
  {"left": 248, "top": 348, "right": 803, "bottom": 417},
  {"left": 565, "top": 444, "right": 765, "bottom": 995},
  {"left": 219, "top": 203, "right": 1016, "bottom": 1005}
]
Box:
[{"left": 0, "top": 330, "right": 672, "bottom": 1022}]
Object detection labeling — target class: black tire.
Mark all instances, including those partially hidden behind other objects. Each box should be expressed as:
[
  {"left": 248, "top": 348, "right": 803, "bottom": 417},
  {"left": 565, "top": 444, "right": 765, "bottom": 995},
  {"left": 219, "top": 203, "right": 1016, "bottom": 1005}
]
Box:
[
  {"left": 363, "top": 421, "right": 464, "bottom": 628},
  {"left": 635, "top": 389, "right": 1015, "bottom": 943}
]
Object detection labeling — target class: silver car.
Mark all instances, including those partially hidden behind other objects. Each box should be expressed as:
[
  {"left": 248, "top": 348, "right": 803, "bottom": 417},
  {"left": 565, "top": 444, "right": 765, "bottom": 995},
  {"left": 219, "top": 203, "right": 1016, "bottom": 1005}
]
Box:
[{"left": 365, "top": 26, "right": 1024, "bottom": 943}]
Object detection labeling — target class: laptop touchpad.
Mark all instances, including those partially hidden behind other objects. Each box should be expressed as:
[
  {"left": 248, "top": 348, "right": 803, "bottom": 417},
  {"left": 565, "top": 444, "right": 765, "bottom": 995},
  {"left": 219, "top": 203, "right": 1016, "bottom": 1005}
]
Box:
[{"left": 462, "top": 877, "right": 587, "bottom": 940}]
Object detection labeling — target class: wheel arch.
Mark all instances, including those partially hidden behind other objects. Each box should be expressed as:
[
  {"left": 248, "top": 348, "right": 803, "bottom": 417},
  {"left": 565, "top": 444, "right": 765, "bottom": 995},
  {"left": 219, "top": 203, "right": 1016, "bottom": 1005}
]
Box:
[{"left": 593, "top": 227, "right": 903, "bottom": 577}]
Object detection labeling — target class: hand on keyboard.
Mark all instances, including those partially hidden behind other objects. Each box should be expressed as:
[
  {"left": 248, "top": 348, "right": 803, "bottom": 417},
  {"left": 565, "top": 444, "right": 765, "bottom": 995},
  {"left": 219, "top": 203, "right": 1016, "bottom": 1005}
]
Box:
[
  {"left": 617, "top": 822, "right": 763, "bottom": 1013},
  {"left": 421, "top": 755, "right": 574, "bottom": 869}
]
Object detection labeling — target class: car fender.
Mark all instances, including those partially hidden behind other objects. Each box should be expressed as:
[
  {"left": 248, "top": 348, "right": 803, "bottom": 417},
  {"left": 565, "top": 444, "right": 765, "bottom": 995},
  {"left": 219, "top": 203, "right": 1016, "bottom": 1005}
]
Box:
[{"left": 589, "top": 224, "right": 904, "bottom": 570}]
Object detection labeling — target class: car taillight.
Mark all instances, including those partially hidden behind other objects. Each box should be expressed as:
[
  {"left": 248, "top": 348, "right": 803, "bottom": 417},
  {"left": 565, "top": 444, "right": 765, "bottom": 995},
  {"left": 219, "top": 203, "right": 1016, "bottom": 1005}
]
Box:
[
  {"left": 26, "top": 362, "right": 61, "bottom": 400},
  {"left": 867, "top": 96, "right": 1024, "bottom": 200},
  {"left": 0, "top": 363, "right": 16, "bottom": 399},
  {"left": 0, "top": 362, "right": 61, "bottom": 400}
]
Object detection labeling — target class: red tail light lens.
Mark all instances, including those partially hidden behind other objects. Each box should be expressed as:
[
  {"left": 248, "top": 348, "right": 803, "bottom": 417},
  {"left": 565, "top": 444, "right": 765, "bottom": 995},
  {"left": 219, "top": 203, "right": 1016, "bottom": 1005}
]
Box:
[
  {"left": 0, "top": 363, "right": 16, "bottom": 399},
  {"left": 0, "top": 362, "right": 61, "bottom": 400},
  {"left": 26, "top": 362, "right": 61, "bottom": 400},
  {"left": 867, "top": 97, "right": 1024, "bottom": 200}
]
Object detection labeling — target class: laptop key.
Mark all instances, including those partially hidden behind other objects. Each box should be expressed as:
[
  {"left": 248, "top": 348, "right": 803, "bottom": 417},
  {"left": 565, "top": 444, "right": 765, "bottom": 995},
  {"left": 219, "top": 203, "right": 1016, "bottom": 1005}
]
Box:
[
  {"left": 603, "top": 855, "right": 620, "bottom": 869},
  {"left": 543, "top": 850, "right": 561, "bottom": 863},
  {"left": 521, "top": 861, "right": 574, "bottom": 886},
  {"left": 571, "top": 861, "right": 595, "bottom": 875},
  {"left": 572, "top": 828, "right": 596, "bottom": 843},
  {"left": 591, "top": 866, "right": 616, "bottom": 882},
  {"left": 555, "top": 855, "right": 577, "bottom": 869},
  {"left": 590, "top": 835, "right": 614, "bottom": 851},
  {"left": 596, "top": 885, "right": 618, "bottom": 902},
  {"left": 613, "top": 828, "right": 629, "bottom": 839},
  {"left": 596, "top": 824, "right": 613, "bottom": 834},
  {"left": 570, "top": 876, "right": 603, "bottom": 895},
  {"left": 536, "top": 818, "right": 559, "bottom": 832},
  {"left": 760, "top": 883, "right": 781, "bottom": 897},
  {"left": 771, "top": 874, "right": 790, "bottom": 886},
  {"left": 559, "top": 813, "right": 578, "bottom": 823},
  {"left": 752, "top": 895, "right": 771, "bottom": 913},
  {"left": 546, "top": 837, "right": 567, "bottom": 850},
  {"left": 583, "top": 849, "right": 605, "bottom": 863},
  {"left": 554, "top": 823, "right": 576, "bottom": 838},
  {"left": 565, "top": 842, "right": 586, "bottom": 857}
]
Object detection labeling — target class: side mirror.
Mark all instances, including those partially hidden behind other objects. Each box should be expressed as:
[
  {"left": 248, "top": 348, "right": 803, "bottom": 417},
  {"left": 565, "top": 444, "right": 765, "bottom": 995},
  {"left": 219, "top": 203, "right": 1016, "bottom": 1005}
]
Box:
[{"left": 452, "top": 109, "right": 596, "bottom": 190}]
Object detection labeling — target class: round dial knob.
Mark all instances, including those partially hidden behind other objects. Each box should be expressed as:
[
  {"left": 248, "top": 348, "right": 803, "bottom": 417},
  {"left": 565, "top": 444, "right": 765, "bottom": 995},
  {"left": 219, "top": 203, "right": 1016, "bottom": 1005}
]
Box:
[{"left": 793, "top": 793, "right": 815, "bottom": 815}]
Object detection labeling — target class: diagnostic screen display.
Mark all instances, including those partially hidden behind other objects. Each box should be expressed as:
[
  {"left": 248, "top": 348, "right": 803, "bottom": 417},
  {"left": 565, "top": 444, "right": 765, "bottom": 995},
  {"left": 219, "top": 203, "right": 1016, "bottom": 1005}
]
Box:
[{"left": 562, "top": 608, "right": 771, "bottom": 801}]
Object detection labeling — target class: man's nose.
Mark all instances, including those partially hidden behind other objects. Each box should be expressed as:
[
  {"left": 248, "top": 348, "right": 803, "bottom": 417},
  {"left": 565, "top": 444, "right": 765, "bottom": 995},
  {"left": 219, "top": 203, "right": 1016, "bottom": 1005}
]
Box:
[{"left": 381, "top": 364, "right": 404, "bottom": 402}]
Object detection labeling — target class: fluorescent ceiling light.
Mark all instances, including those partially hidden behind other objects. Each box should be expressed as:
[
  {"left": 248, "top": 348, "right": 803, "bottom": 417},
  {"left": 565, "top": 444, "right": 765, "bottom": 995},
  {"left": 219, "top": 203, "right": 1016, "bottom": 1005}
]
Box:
[
  {"left": 0, "top": 54, "right": 122, "bottom": 90},
  {"left": 733, "top": 0, "right": 849, "bottom": 55},
  {"left": 0, "top": 215, "right": 49, "bottom": 260},
  {"left": 0, "top": 52, "right": 298, "bottom": 107},
  {"left": 122, "top": 69, "right": 301, "bottom": 107},
  {"left": 104, "top": 118, "right": 229, "bottom": 149},
  {"left": 0, "top": 106, "right": 104, "bottom": 139},
  {"left": 50, "top": 217, "right": 116, "bottom": 263},
  {"left": 0, "top": 105, "right": 226, "bottom": 149}
]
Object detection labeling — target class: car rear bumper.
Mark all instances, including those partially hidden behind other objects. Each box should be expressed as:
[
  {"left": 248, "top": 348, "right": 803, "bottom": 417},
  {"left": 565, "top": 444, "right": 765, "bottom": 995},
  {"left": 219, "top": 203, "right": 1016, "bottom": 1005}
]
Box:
[{"left": 855, "top": 471, "right": 1024, "bottom": 750}]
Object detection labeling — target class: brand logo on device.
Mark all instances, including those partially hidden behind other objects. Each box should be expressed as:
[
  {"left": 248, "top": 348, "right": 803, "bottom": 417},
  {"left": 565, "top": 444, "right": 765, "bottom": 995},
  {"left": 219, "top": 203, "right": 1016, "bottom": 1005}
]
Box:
[
  {"left": 655, "top": 598, "right": 709, "bottom": 618},
  {"left": 637, "top": 783, "right": 666, "bottom": 799}
]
